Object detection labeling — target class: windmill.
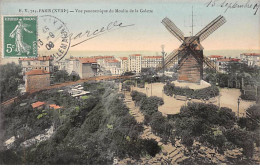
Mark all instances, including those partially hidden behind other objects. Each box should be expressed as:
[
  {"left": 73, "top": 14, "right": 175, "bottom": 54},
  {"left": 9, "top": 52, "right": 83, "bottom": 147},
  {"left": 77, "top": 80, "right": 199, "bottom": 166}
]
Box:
[{"left": 158, "top": 15, "right": 226, "bottom": 83}]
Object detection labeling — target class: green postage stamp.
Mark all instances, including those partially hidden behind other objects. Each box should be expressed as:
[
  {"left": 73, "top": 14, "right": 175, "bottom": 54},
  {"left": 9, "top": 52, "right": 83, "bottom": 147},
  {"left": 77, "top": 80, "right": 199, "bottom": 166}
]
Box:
[{"left": 2, "top": 16, "right": 37, "bottom": 57}]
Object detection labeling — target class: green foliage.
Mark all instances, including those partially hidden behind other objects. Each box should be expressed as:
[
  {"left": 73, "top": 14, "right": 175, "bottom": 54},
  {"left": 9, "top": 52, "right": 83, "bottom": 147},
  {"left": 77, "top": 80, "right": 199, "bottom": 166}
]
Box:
[
  {"left": 241, "top": 90, "right": 257, "bottom": 101},
  {"left": 141, "top": 139, "right": 161, "bottom": 157},
  {"left": 37, "top": 113, "right": 47, "bottom": 119},
  {"left": 69, "top": 71, "right": 80, "bottom": 81},
  {"left": 0, "top": 62, "right": 23, "bottom": 102},
  {"left": 224, "top": 128, "right": 255, "bottom": 159},
  {"left": 52, "top": 70, "right": 69, "bottom": 83},
  {"left": 130, "top": 90, "right": 147, "bottom": 105},
  {"left": 163, "top": 82, "right": 219, "bottom": 99},
  {"left": 238, "top": 104, "right": 260, "bottom": 131},
  {"left": 81, "top": 96, "right": 89, "bottom": 100}
]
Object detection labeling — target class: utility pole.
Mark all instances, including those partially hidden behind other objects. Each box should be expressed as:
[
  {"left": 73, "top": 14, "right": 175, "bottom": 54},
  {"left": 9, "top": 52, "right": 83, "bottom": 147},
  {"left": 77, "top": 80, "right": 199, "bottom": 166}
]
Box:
[{"left": 192, "top": 6, "right": 194, "bottom": 36}]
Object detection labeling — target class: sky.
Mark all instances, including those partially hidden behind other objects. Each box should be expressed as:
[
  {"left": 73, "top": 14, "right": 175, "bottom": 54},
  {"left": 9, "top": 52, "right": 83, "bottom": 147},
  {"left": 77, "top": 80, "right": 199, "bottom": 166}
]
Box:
[{"left": 0, "top": 0, "right": 259, "bottom": 56}]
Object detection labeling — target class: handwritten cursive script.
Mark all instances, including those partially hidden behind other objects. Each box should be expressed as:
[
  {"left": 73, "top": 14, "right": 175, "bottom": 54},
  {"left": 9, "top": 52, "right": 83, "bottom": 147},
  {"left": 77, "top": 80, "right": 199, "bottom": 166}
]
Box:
[
  {"left": 70, "top": 20, "right": 134, "bottom": 47},
  {"left": 205, "top": 0, "right": 260, "bottom": 15}
]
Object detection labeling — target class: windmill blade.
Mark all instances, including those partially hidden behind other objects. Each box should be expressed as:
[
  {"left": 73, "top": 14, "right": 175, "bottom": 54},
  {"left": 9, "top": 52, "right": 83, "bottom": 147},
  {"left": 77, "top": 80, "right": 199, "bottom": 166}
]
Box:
[
  {"left": 203, "top": 56, "right": 218, "bottom": 71},
  {"left": 156, "top": 49, "right": 180, "bottom": 71},
  {"left": 164, "top": 49, "right": 182, "bottom": 68},
  {"left": 193, "top": 15, "right": 226, "bottom": 42},
  {"left": 162, "top": 17, "right": 185, "bottom": 42}
]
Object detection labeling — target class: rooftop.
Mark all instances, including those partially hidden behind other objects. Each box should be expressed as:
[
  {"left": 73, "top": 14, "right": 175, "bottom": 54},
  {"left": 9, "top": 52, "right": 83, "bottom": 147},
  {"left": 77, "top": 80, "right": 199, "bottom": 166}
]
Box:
[
  {"left": 77, "top": 58, "right": 97, "bottom": 64},
  {"left": 143, "top": 56, "right": 163, "bottom": 59},
  {"left": 19, "top": 56, "right": 53, "bottom": 61},
  {"left": 105, "top": 59, "right": 119, "bottom": 63},
  {"left": 217, "top": 58, "right": 240, "bottom": 62},
  {"left": 93, "top": 56, "right": 115, "bottom": 59},
  {"left": 208, "top": 55, "right": 224, "bottom": 58},
  {"left": 49, "top": 104, "right": 62, "bottom": 109},
  {"left": 25, "top": 69, "right": 50, "bottom": 76},
  {"left": 130, "top": 54, "right": 142, "bottom": 57},
  {"left": 31, "top": 101, "right": 45, "bottom": 109},
  {"left": 241, "top": 53, "right": 260, "bottom": 56},
  {"left": 120, "top": 57, "right": 128, "bottom": 60}
]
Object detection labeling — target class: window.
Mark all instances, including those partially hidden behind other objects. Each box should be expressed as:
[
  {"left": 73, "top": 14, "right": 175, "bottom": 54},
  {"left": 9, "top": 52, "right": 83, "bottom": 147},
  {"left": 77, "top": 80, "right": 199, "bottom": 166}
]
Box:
[{"left": 28, "top": 61, "right": 31, "bottom": 65}]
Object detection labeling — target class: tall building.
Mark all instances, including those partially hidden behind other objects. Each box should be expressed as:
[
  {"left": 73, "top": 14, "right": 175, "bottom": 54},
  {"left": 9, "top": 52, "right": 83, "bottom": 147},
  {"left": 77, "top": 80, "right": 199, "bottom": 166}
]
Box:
[
  {"left": 128, "top": 54, "right": 142, "bottom": 73},
  {"left": 142, "top": 56, "right": 162, "bottom": 68},
  {"left": 119, "top": 57, "right": 128, "bottom": 73}
]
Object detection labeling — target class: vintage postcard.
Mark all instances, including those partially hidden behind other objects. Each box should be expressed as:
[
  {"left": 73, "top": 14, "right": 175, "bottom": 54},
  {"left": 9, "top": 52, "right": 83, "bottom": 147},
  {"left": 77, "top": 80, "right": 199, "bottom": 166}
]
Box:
[{"left": 0, "top": 0, "right": 259, "bottom": 165}]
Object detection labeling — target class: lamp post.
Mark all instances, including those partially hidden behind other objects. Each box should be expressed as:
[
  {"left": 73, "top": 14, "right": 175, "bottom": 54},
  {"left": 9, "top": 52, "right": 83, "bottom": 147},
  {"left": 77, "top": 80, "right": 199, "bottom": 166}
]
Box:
[
  {"left": 237, "top": 97, "right": 241, "bottom": 117},
  {"left": 161, "top": 45, "right": 165, "bottom": 76}
]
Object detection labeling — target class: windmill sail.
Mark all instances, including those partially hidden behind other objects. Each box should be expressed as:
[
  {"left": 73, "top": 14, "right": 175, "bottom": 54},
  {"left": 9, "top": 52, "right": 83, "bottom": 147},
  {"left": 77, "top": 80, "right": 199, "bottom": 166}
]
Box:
[
  {"left": 162, "top": 17, "right": 185, "bottom": 42},
  {"left": 192, "top": 15, "right": 226, "bottom": 43}
]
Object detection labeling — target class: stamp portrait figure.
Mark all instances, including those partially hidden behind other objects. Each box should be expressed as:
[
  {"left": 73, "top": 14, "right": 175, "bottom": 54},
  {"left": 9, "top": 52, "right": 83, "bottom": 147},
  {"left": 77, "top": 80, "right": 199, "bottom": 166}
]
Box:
[{"left": 9, "top": 19, "right": 33, "bottom": 55}]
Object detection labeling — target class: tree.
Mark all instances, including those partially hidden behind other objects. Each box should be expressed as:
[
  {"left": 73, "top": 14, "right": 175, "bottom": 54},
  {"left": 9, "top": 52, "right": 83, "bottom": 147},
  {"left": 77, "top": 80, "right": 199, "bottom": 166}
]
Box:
[
  {"left": 69, "top": 71, "right": 80, "bottom": 81},
  {"left": 0, "top": 62, "right": 23, "bottom": 102},
  {"left": 52, "top": 70, "right": 69, "bottom": 83},
  {"left": 140, "top": 96, "right": 164, "bottom": 115}
]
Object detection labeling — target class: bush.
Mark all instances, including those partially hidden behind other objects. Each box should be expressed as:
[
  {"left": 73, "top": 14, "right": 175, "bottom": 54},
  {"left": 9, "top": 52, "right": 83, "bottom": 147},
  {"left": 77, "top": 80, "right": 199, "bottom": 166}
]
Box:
[
  {"left": 140, "top": 96, "right": 164, "bottom": 115},
  {"left": 131, "top": 91, "right": 147, "bottom": 105},
  {"left": 163, "top": 83, "right": 219, "bottom": 99},
  {"left": 69, "top": 71, "right": 80, "bottom": 81},
  {"left": 141, "top": 139, "right": 161, "bottom": 157},
  {"left": 241, "top": 90, "right": 256, "bottom": 101},
  {"left": 52, "top": 70, "right": 69, "bottom": 83}
]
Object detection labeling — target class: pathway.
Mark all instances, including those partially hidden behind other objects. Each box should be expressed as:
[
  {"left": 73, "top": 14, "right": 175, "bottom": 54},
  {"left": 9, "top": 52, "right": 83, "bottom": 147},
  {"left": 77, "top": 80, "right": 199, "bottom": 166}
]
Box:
[{"left": 118, "top": 92, "right": 187, "bottom": 165}]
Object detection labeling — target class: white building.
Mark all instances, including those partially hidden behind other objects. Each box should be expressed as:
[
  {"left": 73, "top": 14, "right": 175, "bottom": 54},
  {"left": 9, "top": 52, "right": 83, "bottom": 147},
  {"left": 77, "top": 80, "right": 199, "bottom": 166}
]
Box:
[
  {"left": 119, "top": 57, "right": 128, "bottom": 73},
  {"left": 142, "top": 56, "right": 162, "bottom": 68},
  {"left": 104, "top": 59, "right": 121, "bottom": 75},
  {"left": 128, "top": 54, "right": 142, "bottom": 73},
  {"left": 216, "top": 58, "right": 240, "bottom": 73},
  {"left": 240, "top": 53, "right": 260, "bottom": 67}
]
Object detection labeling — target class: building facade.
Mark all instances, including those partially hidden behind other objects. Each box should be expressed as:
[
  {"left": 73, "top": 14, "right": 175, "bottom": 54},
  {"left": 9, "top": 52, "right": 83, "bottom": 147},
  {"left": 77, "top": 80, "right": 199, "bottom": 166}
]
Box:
[
  {"left": 77, "top": 58, "right": 99, "bottom": 78},
  {"left": 142, "top": 56, "right": 162, "bottom": 68},
  {"left": 216, "top": 58, "right": 241, "bottom": 73},
  {"left": 19, "top": 56, "right": 53, "bottom": 75},
  {"left": 120, "top": 57, "right": 128, "bottom": 73},
  {"left": 240, "top": 53, "right": 260, "bottom": 67},
  {"left": 25, "top": 69, "right": 50, "bottom": 92},
  {"left": 128, "top": 54, "right": 142, "bottom": 73}
]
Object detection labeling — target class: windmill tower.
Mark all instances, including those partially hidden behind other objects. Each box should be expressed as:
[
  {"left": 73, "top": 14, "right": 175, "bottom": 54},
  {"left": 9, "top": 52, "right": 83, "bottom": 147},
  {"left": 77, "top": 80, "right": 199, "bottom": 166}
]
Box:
[{"left": 158, "top": 15, "right": 226, "bottom": 83}]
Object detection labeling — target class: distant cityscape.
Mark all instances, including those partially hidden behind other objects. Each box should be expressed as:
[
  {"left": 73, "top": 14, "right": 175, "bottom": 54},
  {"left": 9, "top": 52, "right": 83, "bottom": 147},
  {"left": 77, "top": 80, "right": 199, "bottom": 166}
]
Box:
[{"left": 14, "top": 52, "right": 260, "bottom": 93}]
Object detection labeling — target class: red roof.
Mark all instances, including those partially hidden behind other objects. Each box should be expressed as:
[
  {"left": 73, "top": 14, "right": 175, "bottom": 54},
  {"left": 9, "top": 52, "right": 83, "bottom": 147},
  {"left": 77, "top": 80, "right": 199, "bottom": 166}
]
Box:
[
  {"left": 242, "top": 53, "right": 260, "bottom": 56},
  {"left": 37, "top": 56, "right": 53, "bottom": 61},
  {"left": 19, "top": 58, "right": 35, "bottom": 61},
  {"left": 31, "top": 101, "right": 45, "bottom": 109},
  {"left": 25, "top": 69, "right": 50, "bottom": 76},
  {"left": 49, "top": 104, "right": 62, "bottom": 109},
  {"left": 217, "top": 58, "right": 240, "bottom": 62},
  {"left": 93, "top": 56, "right": 114, "bottom": 60},
  {"left": 209, "top": 55, "right": 223, "bottom": 58},
  {"left": 119, "top": 57, "right": 128, "bottom": 60},
  {"left": 105, "top": 59, "right": 119, "bottom": 63},
  {"left": 143, "top": 56, "right": 163, "bottom": 59},
  {"left": 77, "top": 58, "right": 97, "bottom": 64},
  {"left": 93, "top": 56, "right": 104, "bottom": 59},
  {"left": 103, "top": 56, "right": 114, "bottom": 59},
  {"left": 19, "top": 56, "right": 53, "bottom": 61},
  {"left": 130, "top": 54, "right": 141, "bottom": 56}
]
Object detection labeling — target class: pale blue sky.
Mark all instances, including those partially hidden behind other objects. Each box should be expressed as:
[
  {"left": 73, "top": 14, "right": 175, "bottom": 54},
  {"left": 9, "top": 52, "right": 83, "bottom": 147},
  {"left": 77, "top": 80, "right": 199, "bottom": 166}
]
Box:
[{"left": 1, "top": 0, "right": 259, "bottom": 53}]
